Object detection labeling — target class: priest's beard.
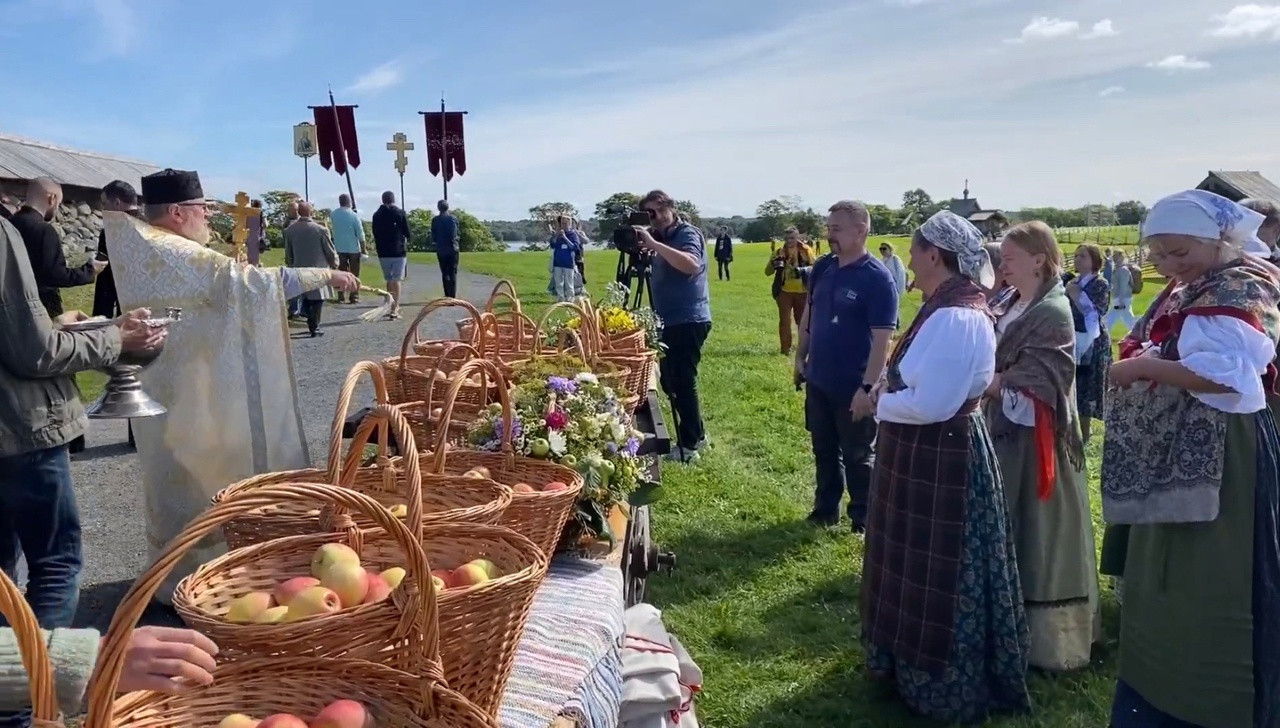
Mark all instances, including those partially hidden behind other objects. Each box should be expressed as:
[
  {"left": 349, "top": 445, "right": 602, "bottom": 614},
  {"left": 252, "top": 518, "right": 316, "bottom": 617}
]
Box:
[{"left": 186, "top": 222, "right": 211, "bottom": 246}]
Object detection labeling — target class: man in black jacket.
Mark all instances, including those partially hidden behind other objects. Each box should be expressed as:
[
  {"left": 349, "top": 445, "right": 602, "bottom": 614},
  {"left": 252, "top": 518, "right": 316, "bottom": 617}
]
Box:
[
  {"left": 91, "top": 180, "right": 140, "bottom": 319},
  {"left": 372, "top": 191, "right": 412, "bottom": 319},
  {"left": 8, "top": 178, "right": 106, "bottom": 317}
]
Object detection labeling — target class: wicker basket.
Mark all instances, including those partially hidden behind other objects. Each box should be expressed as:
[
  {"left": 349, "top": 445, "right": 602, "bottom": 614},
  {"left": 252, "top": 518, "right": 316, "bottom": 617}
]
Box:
[
  {"left": 89, "top": 483, "right": 498, "bottom": 728},
  {"left": 407, "top": 297, "right": 485, "bottom": 358},
  {"left": 503, "top": 302, "right": 632, "bottom": 395},
  {"left": 604, "top": 327, "right": 647, "bottom": 353},
  {"left": 215, "top": 370, "right": 510, "bottom": 549},
  {"left": 0, "top": 570, "right": 63, "bottom": 726},
  {"left": 455, "top": 280, "right": 537, "bottom": 355},
  {"left": 427, "top": 360, "right": 586, "bottom": 556}
]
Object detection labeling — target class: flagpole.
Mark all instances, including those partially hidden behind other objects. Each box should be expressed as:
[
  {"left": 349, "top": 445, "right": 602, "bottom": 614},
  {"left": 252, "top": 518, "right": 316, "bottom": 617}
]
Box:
[
  {"left": 329, "top": 87, "right": 358, "bottom": 210},
  {"left": 440, "top": 95, "right": 449, "bottom": 203}
]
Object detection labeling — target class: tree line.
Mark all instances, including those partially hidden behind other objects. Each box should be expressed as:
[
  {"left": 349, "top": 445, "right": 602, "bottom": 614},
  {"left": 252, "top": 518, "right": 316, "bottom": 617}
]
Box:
[
  {"left": 209, "top": 187, "right": 1151, "bottom": 254},
  {"left": 481, "top": 189, "right": 1150, "bottom": 249}
]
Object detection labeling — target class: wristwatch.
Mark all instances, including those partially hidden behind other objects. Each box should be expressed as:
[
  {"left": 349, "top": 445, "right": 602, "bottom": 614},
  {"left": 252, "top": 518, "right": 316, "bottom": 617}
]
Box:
[{"left": 861, "top": 383, "right": 874, "bottom": 394}]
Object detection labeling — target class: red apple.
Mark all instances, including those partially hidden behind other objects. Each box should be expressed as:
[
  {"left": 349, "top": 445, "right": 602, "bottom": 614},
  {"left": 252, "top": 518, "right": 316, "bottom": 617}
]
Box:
[
  {"left": 362, "top": 573, "right": 393, "bottom": 604},
  {"left": 274, "top": 576, "right": 319, "bottom": 607},
  {"left": 311, "top": 699, "right": 372, "bottom": 728},
  {"left": 257, "top": 715, "right": 307, "bottom": 728},
  {"left": 543, "top": 481, "right": 569, "bottom": 492},
  {"left": 449, "top": 563, "right": 490, "bottom": 588}
]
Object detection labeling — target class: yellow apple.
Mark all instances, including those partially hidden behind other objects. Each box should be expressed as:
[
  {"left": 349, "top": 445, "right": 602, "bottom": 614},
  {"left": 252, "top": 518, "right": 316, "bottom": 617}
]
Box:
[
  {"left": 462, "top": 470, "right": 486, "bottom": 479},
  {"left": 320, "top": 562, "right": 369, "bottom": 608},
  {"left": 467, "top": 559, "right": 501, "bottom": 579},
  {"left": 255, "top": 605, "right": 289, "bottom": 624},
  {"left": 283, "top": 586, "right": 342, "bottom": 621},
  {"left": 311, "top": 543, "right": 360, "bottom": 580},
  {"left": 513, "top": 483, "right": 535, "bottom": 494},
  {"left": 380, "top": 567, "right": 407, "bottom": 590},
  {"left": 450, "top": 563, "right": 490, "bottom": 588},
  {"left": 431, "top": 575, "right": 447, "bottom": 592},
  {"left": 218, "top": 714, "right": 260, "bottom": 728},
  {"left": 225, "top": 591, "right": 274, "bottom": 623}
]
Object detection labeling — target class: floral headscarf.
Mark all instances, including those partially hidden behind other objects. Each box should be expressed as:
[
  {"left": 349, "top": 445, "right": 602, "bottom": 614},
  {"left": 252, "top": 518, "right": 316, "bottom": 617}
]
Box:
[
  {"left": 920, "top": 210, "right": 995, "bottom": 288},
  {"left": 1141, "top": 189, "right": 1270, "bottom": 258}
]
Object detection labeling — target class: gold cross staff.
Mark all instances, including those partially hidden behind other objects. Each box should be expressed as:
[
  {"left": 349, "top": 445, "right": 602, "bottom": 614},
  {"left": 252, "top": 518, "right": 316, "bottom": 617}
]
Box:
[
  {"left": 225, "top": 191, "right": 261, "bottom": 263},
  {"left": 387, "top": 132, "right": 414, "bottom": 175}
]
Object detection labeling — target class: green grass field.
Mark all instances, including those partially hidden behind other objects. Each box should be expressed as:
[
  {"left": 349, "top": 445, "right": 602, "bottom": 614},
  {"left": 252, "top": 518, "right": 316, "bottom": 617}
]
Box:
[
  {"left": 457, "top": 238, "right": 1160, "bottom": 728},
  {"left": 56, "top": 237, "right": 1158, "bottom": 725}
]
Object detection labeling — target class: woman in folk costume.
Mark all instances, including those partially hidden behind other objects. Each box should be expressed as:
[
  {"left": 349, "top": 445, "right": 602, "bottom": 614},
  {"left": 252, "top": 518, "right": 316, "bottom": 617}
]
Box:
[
  {"left": 1101, "top": 190, "right": 1280, "bottom": 728},
  {"left": 862, "top": 211, "right": 1031, "bottom": 723},
  {"left": 1067, "top": 243, "right": 1110, "bottom": 443},
  {"left": 984, "top": 221, "right": 1100, "bottom": 672}
]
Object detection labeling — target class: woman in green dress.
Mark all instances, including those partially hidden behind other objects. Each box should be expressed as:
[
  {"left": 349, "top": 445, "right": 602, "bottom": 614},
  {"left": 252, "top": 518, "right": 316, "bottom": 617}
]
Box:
[
  {"left": 985, "top": 221, "right": 1100, "bottom": 672},
  {"left": 1103, "top": 190, "right": 1280, "bottom": 727}
]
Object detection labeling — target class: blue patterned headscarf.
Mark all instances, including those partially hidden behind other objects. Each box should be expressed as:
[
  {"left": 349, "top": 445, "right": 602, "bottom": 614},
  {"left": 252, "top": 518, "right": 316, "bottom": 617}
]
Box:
[
  {"left": 1141, "top": 189, "right": 1269, "bottom": 257},
  {"left": 920, "top": 210, "right": 995, "bottom": 288}
]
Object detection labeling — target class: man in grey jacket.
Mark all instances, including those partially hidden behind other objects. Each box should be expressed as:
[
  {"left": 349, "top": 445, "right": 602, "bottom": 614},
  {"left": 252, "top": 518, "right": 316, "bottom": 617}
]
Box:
[
  {"left": 0, "top": 217, "right": 163, "bottom": 632},
  {"left": 283, "top": 201, "right": 339, "bottom": 337}
]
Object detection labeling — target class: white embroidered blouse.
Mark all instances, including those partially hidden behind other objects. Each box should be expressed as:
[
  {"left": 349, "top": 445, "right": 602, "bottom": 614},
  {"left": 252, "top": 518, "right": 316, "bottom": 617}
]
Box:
[
  {"left": 877, "top": 308, "right": 996, "bottom": 426},
  {"left": 1131, "top": 315, "right": 1275, "bottom": 415}
]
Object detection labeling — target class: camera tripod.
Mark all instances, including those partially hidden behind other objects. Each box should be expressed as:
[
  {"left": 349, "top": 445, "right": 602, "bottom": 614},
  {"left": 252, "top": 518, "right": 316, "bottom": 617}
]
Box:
[{"left": 615, "top": 252, "right": 654, "bottom": 311}]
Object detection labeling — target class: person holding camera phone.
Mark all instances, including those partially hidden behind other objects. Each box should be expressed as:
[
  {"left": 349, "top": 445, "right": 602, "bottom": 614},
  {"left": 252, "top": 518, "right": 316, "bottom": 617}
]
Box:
[
  {"left": 549, "top": 216, "right": 582, "bottom": 302},
  {"left": 766, "top": 227, "right": 815, "bottom": 355},
  {"left": 633, "top": 190, "right": 712, "bottom": 464}
]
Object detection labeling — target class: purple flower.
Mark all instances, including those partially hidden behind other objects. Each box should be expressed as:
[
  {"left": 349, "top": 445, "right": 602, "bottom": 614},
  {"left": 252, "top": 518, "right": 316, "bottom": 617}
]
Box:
[
  {"left": 606, "top": 441, "right": 618, "bottom": 454},
  {"left": 493, "top": 416, "right": 523, "bottom": 442},
  {"left": 547, "top": 376, "right": 578, "bottom": 395},
  {"left": 624, "top": 437, "right": 641, "bottom": 456}
]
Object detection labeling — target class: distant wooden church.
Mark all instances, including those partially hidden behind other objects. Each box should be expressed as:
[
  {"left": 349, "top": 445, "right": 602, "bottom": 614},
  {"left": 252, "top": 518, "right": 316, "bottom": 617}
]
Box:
[{"left": 947, "top": 181, "right": 1008, "bottom": 240}]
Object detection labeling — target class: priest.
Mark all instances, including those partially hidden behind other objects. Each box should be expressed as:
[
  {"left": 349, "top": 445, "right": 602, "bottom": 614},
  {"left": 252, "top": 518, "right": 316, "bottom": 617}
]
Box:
[{"left": 104, "top": 168, "right": 360, "bottom": 603}]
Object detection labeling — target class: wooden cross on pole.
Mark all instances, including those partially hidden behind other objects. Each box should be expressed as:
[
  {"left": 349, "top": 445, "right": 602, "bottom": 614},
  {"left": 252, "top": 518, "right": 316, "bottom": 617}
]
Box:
[
  {"left": 387, "top": 132, "right": 414, "bottom": 174},
  {"left": 226, "top": 191, "right": 260, "bottom": 263}
]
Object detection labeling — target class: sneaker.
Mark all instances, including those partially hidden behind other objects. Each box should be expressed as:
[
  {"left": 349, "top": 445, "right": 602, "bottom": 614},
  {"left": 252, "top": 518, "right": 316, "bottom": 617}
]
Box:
[{"left": 664, "top": 446, "right": 701, "bottom": 464}]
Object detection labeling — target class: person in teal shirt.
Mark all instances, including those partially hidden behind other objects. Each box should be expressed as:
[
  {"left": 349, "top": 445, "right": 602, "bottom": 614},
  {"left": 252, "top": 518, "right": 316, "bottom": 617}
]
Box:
[{"left": 329, "top": 194, "right": 365, "bottom": 303}]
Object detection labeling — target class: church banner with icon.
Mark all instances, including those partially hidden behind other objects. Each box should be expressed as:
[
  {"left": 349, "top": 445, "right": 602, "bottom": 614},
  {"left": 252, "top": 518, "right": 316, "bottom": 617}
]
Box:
[{"left": 293, "top": 122, "right": 318, "bottom": 158}]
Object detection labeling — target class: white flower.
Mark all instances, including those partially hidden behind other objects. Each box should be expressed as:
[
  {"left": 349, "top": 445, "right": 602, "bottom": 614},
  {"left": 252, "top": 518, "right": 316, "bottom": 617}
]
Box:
[
  {"left": 575, "top": 372, "right": 599, "bottom": 385},
  {"left": 610, "top": 421, "right": 626, "bottom": 442},
  {"left": 548, "top": 430, "right": 568, "bottom": 456}
]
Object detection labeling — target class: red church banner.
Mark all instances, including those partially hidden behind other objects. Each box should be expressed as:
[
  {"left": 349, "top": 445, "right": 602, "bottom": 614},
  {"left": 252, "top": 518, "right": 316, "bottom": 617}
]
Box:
[
  {"left": 312, "top": 105, "right": 361, "bottom": 176},
  {"left": 423, "top": 111, "right": 467, "bottom": 182}
]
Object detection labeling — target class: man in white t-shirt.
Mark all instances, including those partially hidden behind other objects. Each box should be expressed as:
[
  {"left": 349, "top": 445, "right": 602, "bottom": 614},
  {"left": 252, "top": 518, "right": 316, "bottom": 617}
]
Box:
[{"left": 1106, "top": 249, "right": 1137, "bottom": 333}]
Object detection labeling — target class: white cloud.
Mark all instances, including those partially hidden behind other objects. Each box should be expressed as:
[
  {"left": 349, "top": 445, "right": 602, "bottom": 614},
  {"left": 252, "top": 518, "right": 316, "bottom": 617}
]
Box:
[
  {"left": 1011, "top": 16, "right": 1080, "bottom": 42},
  {"left": 346, "top": 61, "right": 403, "bottom": 94},
  {"left": 1099, "top": 85, "right": 1125, "bottom": 97},
  {"left": 1081, "top": 19, "right": 1118, "bottom": 39},
  {"left": 1147, "top": 54, "right": 1212, "bottom": 71},
  {"left": 1209, "top": 4, "right": 1280, "bottom": 39},
  {"left": 181, "top": 0, "right": 1278, "bottom": 218}
]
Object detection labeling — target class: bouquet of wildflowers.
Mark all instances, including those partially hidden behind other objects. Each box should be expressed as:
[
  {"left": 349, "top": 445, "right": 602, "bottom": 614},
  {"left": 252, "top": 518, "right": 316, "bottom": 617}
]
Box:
[
  {"left": 466, "top": 371, "right": 652, "bottom": 546},
  {"left": 547, "top": 282, "right": 664, "bottom": 355}
]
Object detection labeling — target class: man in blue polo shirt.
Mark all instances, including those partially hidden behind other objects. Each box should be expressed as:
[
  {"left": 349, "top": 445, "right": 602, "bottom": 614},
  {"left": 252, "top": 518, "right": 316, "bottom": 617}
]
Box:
[
  {"left": 795, "top": 200, "right": 897, "bottom": 533},
  {"left": 329, "top": 194, "right": 365, "bottom": 304}
]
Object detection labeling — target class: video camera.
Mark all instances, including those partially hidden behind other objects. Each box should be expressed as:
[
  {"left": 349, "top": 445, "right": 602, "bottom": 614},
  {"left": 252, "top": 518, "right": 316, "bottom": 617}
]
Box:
[
  {"left": 607, "top": 205, "right": 654, "bottom": 255},
  {"left": 606, "top": 204, "right": 656, "bottom": 309}
]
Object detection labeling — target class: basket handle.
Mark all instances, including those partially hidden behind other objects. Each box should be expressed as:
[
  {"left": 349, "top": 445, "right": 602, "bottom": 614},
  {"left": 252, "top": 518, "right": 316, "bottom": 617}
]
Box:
[
  {"left": 484, "top": 279, "right": 519, "bottom": 311},
  {"left": 401, "top": 298, "right": 484, "bottom": 363},
  {"left": 420, "top": 342, "right": 483, "bottom": 423},
  {"left": 427, "top": 358, "right": 514, "bottom": 474},
  {"left": 335, "top": 403, "right": 425, "bottom": 543},
  {"left": 326, "top": 362, "right": 393, "bottom": 486},
  {"left": 531, "top": 301, "right": 591, "bottom": 358},
  {"left": 0, "top": 570, "right": 62, "bottom": 725},
  {"left": 85, "top": 482, "right": 439, "bottom": 728}
]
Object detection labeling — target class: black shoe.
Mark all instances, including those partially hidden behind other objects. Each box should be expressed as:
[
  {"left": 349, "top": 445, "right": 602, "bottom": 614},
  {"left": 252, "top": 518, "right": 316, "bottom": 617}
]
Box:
[
  {"left": 805, "top": 512, "right": 839, "bottom": 528},
  {"left": 310, "top": 330, "right": 325, "bottom": 338}
]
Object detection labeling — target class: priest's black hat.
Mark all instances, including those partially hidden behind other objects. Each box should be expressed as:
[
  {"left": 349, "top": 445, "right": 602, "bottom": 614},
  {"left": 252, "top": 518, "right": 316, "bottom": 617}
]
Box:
[{"left": 141, "top": 169, "right": 204, "bottom": 205}]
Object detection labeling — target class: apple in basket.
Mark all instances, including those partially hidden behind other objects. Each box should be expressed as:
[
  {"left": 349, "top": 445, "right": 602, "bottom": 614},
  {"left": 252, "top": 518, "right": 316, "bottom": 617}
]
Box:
[
  {"left": 312, "top": 699, "right": 373, "bottom": 728},
  {"left": 255, "top": 605, "right": 289, "bottom": 624},
  {"left": 543, "top": 481, "right": 569, "bottom": 492},
  {"left": 512, "top": 483, "right": 536, "bottom": 494},
  {"left": 311, "top": 543, "right": 360, "bottom": 579},
  {"left": 450, "top": 562, "right": 492, "bottom": 588},
  {"left": 274, "top": 576, "right": 319, "bottom": 606},
  {"left": 320, "top": 561, "right": 369, "bottom": 607},
  {"left": 469, "top": 559, "right": 501, "bottom": 579},
  {"left": 225, "top": 591, "right": 274, "bottom": 623},
  {"left": 468, "top": 465, "right": 492, "bottom": 479},
  {"left": 386, "top": 503, "right": 408, "bottom": 518},
  {"left": 218, "top": 713, "right": 260, "bottom": 728},
  {"left": 257, "top": 715, "right": 308, "bottom": 728},
  {"left": 362, "top": 572, "right": 394, "bottom": 604},
  {"left": 380, "top": 566, "right": 407, "bottom": 589},
  {"left": 462, "top": 469, "right": 487, "bottom": 479},
  {"left": 283, "top": 586, "right": 342, "bottom": 621}
]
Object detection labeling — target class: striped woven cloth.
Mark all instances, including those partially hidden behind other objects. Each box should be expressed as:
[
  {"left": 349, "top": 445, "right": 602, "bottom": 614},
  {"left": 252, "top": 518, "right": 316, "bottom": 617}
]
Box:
[{"left": 499, "top": 556, "right": 625, "bottom": 728}]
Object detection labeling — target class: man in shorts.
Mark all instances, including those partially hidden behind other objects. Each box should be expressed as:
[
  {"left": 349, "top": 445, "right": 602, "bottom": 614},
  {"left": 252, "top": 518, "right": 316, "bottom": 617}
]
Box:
[{"left": 371, "top": 190, "right": 412, "bottom": 319}]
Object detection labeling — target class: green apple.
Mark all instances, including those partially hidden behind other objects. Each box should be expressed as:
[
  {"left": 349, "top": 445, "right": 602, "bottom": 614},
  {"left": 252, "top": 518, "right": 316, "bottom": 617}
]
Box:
[
  {"left": 560, "top": 454, "right": 577, "bottom": 467},
  {"left": 530, "top": 438, "right": 551, "bottom": 458},
  {"left": 599, "top": 459, "right": 616, "bottom": 476}
]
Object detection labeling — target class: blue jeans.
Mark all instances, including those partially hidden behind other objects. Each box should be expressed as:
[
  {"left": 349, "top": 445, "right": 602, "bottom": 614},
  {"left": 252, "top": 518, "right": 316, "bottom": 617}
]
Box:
[{"left": 0, "top": 446, "right": 83, "bottom": 629}]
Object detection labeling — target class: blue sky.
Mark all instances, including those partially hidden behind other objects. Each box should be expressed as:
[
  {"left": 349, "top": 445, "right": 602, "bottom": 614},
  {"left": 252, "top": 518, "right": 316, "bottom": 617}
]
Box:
[{"left": 1, "top": 0, "right": 1278, "bottom": 219}]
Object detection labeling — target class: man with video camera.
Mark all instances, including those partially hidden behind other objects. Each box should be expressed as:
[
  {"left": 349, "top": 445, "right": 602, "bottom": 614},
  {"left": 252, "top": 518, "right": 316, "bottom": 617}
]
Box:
[{"left": 632, "top": 190, "right": 712, "bottom": 464}]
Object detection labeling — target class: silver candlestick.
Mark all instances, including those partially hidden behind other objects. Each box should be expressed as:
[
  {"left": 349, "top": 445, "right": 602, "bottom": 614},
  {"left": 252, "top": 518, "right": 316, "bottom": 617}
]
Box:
[{"left": 65, "top": 308, "right": 182, "bottom": 420}]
